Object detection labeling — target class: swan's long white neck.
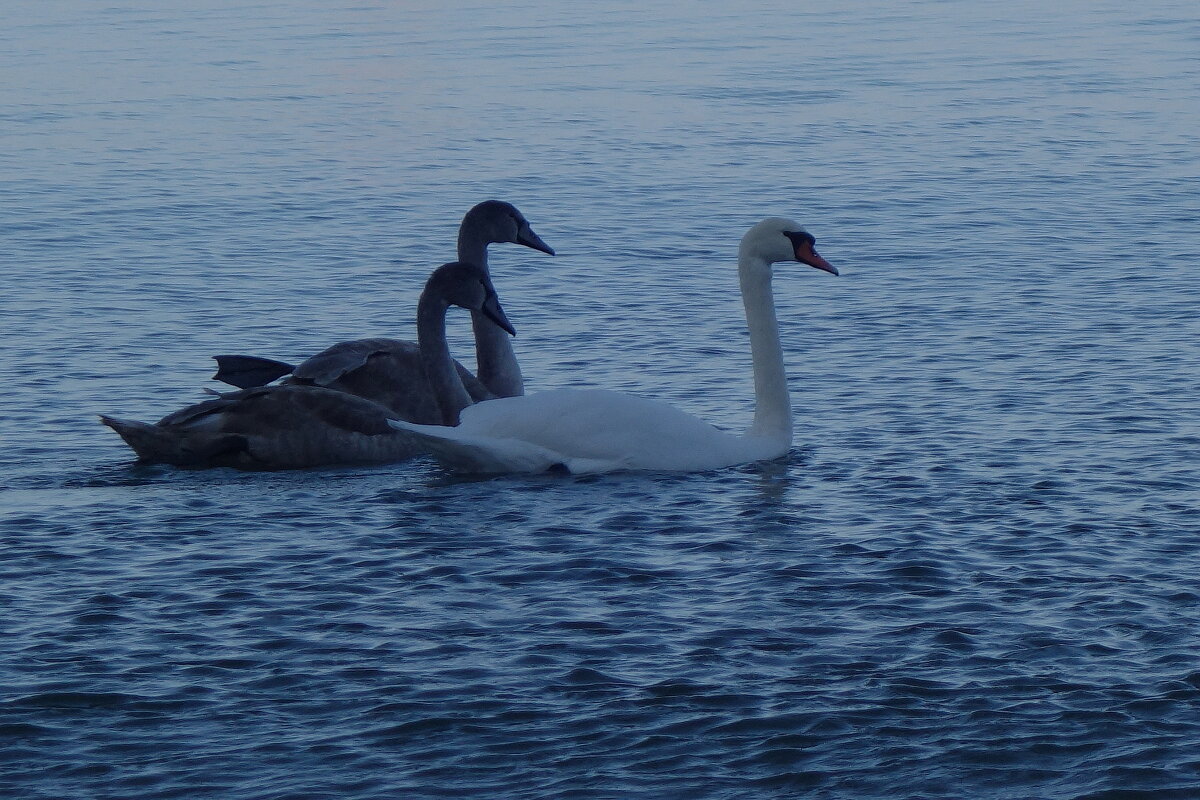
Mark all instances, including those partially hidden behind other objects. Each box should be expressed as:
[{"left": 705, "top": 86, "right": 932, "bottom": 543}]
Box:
[
  {"left": 739, "top": 253, "right": 792, "bottom": 446},
  {"left": 458, "top": 231, "right": 523, "bottom": 397}
]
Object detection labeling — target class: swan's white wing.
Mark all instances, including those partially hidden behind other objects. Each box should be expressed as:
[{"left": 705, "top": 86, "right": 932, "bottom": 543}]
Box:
[
  {"left": 460, "top": 389, "right": 725, "bottom": 464},
  {"left": 396, "top": 388, "right": 771, "bottom": 473},
  {"left": 387, "top": 418, "right": 572, "bottom": 473}
]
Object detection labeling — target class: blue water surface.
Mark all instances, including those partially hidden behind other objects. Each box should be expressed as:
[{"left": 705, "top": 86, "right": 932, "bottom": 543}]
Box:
[{"left": 2, "top": 1, "right": 1199, "bottom": 797}]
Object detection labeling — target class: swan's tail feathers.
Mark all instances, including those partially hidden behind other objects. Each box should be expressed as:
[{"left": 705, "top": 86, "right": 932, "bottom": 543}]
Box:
[
  {"left": 387, "top": 419, "right": 562, "bottom": 474},
  {"left": 99, "top": 415, "right": 249, "bottom": 466},
  {"left": 212, "top": 355, "right": 296, "bottom": 389}
]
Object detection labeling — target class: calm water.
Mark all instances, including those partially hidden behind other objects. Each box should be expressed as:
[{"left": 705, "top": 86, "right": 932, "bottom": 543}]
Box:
[{"left": 3, "top": 1, "right": 1199, "bottom": 797}]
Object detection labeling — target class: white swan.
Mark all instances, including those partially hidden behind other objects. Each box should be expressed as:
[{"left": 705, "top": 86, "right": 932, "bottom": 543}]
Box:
[
  {"left": 100, "top": 262, "right": 514, "bottom": 469},
  {"left": 388, "top": 218, "right": 838, "bottom": 474},
  {"left": 211, "top": 200, "right": 553, "bottom": 411}
]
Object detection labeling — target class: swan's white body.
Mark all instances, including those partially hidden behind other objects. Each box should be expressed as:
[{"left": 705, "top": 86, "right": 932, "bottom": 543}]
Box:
[
  {"left": 390, "top": 218, "right": 837, "bottom": 475},
  {"left": 393, "top": 388, "right": 791, "bottom": 474}
]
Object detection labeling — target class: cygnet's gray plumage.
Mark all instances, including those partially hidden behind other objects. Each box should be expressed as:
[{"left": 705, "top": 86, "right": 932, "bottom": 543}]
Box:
[
  {"left": 212, "top": 200, "right": 553, "bottom": 414},
  {"left": 101, "top": 262, "right": 514, "bottom": 470}
]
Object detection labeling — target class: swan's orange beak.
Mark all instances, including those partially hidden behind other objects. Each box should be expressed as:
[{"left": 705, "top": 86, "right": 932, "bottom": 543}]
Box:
[{"left": 794, "top": 240, "right": 837, "bottom": 275}]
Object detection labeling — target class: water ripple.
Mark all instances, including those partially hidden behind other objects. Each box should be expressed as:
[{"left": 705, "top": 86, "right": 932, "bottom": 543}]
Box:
[{"left": 4, "top": 0, "right": 1200, "bottom": 798}]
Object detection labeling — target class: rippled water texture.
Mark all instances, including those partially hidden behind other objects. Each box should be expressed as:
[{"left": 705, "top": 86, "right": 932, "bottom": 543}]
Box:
[{"left": 3, "top": 1, "right": 1199, "bottom": 797}]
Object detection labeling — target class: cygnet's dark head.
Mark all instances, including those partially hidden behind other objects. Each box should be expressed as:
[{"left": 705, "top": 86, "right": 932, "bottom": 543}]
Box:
[
  {"left": 425, "top": 261, "right": 516, "bottom": 336},
  {"left": 462, "top": 200, "right": 555, "bottom": 255}
]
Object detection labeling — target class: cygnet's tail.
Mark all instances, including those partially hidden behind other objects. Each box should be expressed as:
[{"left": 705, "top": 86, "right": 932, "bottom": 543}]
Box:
[
  {"left": 99, "top": 415, "right": 247, "bottom": 466},
  {"left": 99, "top": 415, "right": 177, "bottom": 461}
]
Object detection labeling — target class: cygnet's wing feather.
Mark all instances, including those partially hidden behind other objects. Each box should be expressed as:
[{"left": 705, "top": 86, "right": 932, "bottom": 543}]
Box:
[
  {"left": 214, "top": 337, "right": 489, "bottom": 423},
  {"left": 292, "top": 338, "right": 399, "bottom": 385},
  {"left": 159, "top": 385, "right": 395, "bottom": 436},
  {"left": 212, "top": 355, "right": 296, "bottom": 388},
  {"left": 103, "top": 385, "right": 418, "bottom": 469}
]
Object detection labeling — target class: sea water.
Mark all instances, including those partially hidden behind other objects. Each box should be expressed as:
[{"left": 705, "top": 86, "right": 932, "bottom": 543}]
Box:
[{"left": 2, "top": 1, "right": 1198, "bottom": 797}]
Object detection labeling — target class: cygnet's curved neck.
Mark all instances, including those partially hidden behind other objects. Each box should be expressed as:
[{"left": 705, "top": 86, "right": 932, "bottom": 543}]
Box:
[
  {"left": 456, "top": 221, "right": 490, "bottom": 270},
  {"left": 458, "top": 224, "right": 524, "bottom": 398},
  {"left": 739, "top": 253, "right": 792, "bottom": 446},
  {"left": 418, "top": 294, "right": 475, "bottom": 426}
]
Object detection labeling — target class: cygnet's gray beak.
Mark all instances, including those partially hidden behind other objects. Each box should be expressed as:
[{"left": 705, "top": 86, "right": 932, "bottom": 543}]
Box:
[
  {"left": 482, "top": 293, "right": 516, "bottom": 336},
  {"left": 516, "top": 223, "right": 555, "bottom": 256}
]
